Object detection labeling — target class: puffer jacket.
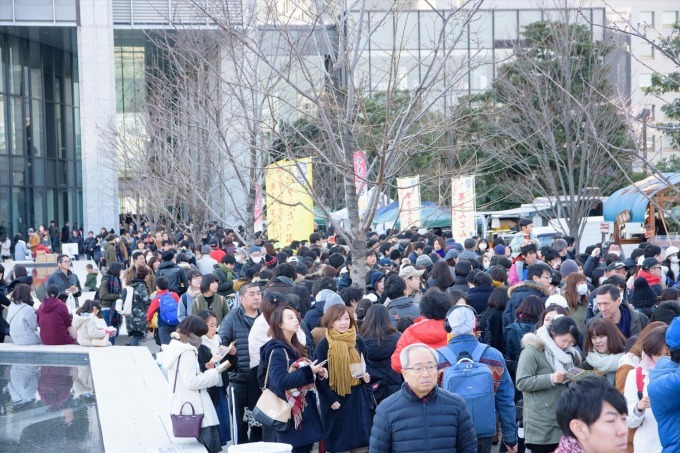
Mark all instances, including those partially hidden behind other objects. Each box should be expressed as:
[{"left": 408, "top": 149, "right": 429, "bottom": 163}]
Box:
[
  {"left": 385, "top": 296, "right": 420, "bottom": 328},
  {"left": 649, "top": 357, "right": 680, "bottom": 452},
  {"left": 503, "top": 281, "right": 549, "bottom": 330},
  {"left": 506, "top": 321, "right": 537, "bottom": 363},
  {"left": 391, "top": 318, "right": 447, "bottom": 373},
  {"left": 516, "top": 331, "right": 578, "bottom": 446},
  {"left": 369, "top": 384, "right": 477, "bottom": 453},
  {"left": 304, "top": 289, "right": 335, "bottom": 331},
  {"left": 364, "top": 332, "right": 403, "bottom": 403},
  {"left": 7, "top": 302, "right": 41, "bottom": 345},
  {"left": 156, "top": 261, "right": 189, "bottom": 295},
  {"left": 466, "top": 284, "right": 495, "bottom": 314},
  {"left": 218, "top": 305, "right": 259, "bottom": 384},
  {"left": 72, "top": 314, "right": 109, "bottom": 346}
]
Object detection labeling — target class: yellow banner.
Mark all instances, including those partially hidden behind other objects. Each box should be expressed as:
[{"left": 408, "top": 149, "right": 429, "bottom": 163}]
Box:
[{"left": 265, "top": 158, "right": 314, "bottom": 246}]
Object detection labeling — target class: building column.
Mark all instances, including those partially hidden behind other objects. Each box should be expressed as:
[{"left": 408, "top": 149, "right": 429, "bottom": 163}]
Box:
[{"left": 77, "top": 0, "right": 119, "bottom": 233}]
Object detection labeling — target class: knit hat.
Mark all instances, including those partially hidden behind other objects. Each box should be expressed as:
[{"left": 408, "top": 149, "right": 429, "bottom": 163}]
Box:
[
  {"left": 560, "top": 259, "right": 579, "bottom": 279},
  {"left": 162, "top": 251, "right": 174, "bottom": 262},
  {"left": 494, "top": 244, "right": 506, "bottom": 256},
  {"left": 545, "top": 294, "right": 569, "bottom": 310},
  {"left": 249, "top": 245, "right": 261, "bottom": 254},
  {"left": 666, "top": 316, "right": 680, "bottom": 350},
  {"left": 323, "top": 292, "right": 345, "bottom": 314},
  {"left": 631, "top": 277, "right": 657, "bottom": 309},
  {"left": 446, "top": 306, "right": 476, "bottom": 335},
  {"left": 415, "top": 254, "right": 434, "bottom": 270}
]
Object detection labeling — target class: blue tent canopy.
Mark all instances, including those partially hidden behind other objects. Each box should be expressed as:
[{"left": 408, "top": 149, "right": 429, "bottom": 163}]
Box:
[
  {"left": 372, "top": 201, "right": 452, "bottom": 229},
  {"left": 604, "top": 173, "right": 680, "bottom": 223}
]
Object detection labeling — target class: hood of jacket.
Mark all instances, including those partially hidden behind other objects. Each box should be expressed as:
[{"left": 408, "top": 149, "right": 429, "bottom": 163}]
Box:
[
  {"left": 272, "top": 276, "right": 295, "bottom": 288},
  {"left": 521, "top": 331, "right": 545, "bottom": 351},
  {"left": 72, "top": 314, "right": 94, "bottom": 330},
  {"left": 387, "top": 295, "right": 415, "bottom": 310},
  {"left": 650, "top": 356, "right": 678, "bottom": 380},
  {"left": 10, "top": 275, "right": 33, "bottom": 287},
  {"left": 315, "top": 288, "right": 336, "bottom": 303},
  {"left": 467, "top": 285, "right": 494, "bottom": 295},
  {"left": 508, "top": 280, "right": 550, "bottom": 297},
  {"left": 403, "top": 318, "right": 446, "bottom": 344},
  {"left": 158, "top": 261, "right": 177, "bottom": 271},
  {"left": 41, "top": 297, "right": 65, "bottom": 314},
  {"left": 509, "top": 321, "right": 536, "bottom": 336},
  {"left": 158, "top": 339, "right": 197, "bottom": 369}
]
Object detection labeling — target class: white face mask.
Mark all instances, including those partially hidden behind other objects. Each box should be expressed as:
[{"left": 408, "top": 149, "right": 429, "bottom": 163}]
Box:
[
  {"left": 321, "top": 242, "right": 328, "bottom": 249},
  {"left": 577, "top": 283, "right": 588, "bottom": 295},
  {"left": 609, "top": 250, "right": 620, "bottom": 257},
  {"left": 483, "top": 262, "right": 490, "bottom": 270},
  {"left": 479, "top": 244, "right": 487, "bottom": 251},
  {"left": 671, "top": 256, "right": 679, "bottom": 264},
  {"left": 235, "top": 255, "right": 244, "bottom": 263},
  {"left": 599, "top": 276, "right": 607, "bottom": 286},
  {"left": 251, "top": 255, "right": 262, "bottom": 264}
]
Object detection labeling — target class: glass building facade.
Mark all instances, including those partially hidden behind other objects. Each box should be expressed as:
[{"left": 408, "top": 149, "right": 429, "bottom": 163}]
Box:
[{"left": 0, "top": 27, "right": 81, "bottom": 236}]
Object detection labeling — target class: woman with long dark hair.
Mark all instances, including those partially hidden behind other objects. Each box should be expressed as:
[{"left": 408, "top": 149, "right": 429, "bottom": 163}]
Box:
[
  {"left": 562, "top": 272, "right": 589, "bottom": 333},
  {"left": 478, "top": 286, "right": 509, "bottom": 354},
  {"left": 98, "top": 261, "right": 122, "bottom": 344},
  {"left": 428, "top": 260, "right": 454, "bottom": 291},
  {"left": 360, "top": 304, "right": 403, "bottom": 404},
  {"left": 7, "top": 283, "right": 41, "bottom": 345},
  {"left": 73, "top": 299, "right": 111, "bottom": 346},
  {"left": 315, "top": 304, "right": 373, "bottom": 452},
  {"left": 260, "top": 306, "right": 326, "bottom": 453}
]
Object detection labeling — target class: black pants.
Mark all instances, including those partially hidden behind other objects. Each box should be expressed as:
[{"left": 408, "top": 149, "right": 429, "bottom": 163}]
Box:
[
  {"left": 229, "top": 381, "right": 262, "bottom": 444},
  {"left": 525, "top": 443, "right": 558, "bottom": 453}
]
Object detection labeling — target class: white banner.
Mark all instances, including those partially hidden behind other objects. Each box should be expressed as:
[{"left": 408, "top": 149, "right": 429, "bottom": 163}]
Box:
[
  {"left": 397, "top": 176, "right": 422, "bottom": 229},
  {"left": 452, "top": 175, "right": 476, "bottom": 240}
]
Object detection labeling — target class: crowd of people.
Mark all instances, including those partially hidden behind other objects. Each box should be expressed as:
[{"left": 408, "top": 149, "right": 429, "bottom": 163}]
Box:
[{"left": 3, "top": 218, "right": 680, "bottom": 453}]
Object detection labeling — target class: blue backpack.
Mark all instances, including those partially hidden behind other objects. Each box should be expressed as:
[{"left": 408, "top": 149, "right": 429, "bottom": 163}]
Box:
[
  {"left": 158, "top": 292, "right": 179, "bottom": 325},
  {"left": 438, "top": 343, "right": 496, "bottom": 437}
]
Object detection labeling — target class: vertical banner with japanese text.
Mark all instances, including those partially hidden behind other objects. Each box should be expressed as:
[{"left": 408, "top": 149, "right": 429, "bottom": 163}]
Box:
[
  {"left": 396, "top": 176, "right": 422, "bottom": 230},
  {"left": 254, "top": 184, "right": 264, "bottom": 233},
  {"left": 451, "top": 175, "right": 476, "bottom": 240},
  {"left": 265, "top": 158, "right": 314, "bottom": 245},
  {"left": 353, "top": 151, "right": 369, "bottom": 213}
]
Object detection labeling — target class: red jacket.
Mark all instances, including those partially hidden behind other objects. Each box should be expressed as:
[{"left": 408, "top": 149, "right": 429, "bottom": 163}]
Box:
[
  {"left": 146, "top": 289, "right": 180, "bottom": 322},
  {"left": 391, "top": 317, "right": 448, "bottom": 373},
  {"left": 37, "top": 297, "right": 76, "bottom": 345}
]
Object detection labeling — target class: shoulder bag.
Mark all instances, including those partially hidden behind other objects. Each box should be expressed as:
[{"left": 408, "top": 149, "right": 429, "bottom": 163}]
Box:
[
  {"left": 252, "top": 348, "right": 292, "bottom": 432},
  {"left": 170, "top": 353, "right": 204, "bottom": 438}
]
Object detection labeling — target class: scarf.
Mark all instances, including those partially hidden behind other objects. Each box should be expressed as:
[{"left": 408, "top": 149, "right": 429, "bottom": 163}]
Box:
[
  {"left": 637, "top": 270, "right": 661, "bottom": 286},
  {"left": 286, "top": 358, "right": 316, "bottom": 430},
  {"left": 585, "top": 350, "right": 624, "bottom": 373},
  {"left": 174, "top": 331, "right": 203, "bottom": 350},
  {"left": 536, "top": 326, "right": 580, "bottom": 373},
  {"left": 202, "top": 334, "right": 222, "bottom": 355},
  {"left": 219, "top": 263, "right": 233, "bottom": 276},
  {"left": 326, "top": 326, "right": 361, "bottom": 396},
  {"left": 107, "top": 274, "right": 121, "bottom": 296},
  {"left": 554, "top": 436, "right": 585, "bottom": 453}
]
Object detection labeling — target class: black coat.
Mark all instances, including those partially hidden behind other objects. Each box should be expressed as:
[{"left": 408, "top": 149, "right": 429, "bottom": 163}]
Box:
[
  {"left": 364, "top": 332, "right": 403, "bottom": 403},
  {"left": 218, "top": 306, "right": 259, "bottom": 384},
  {"left": 370, "top": 385, "right": 477, "bottom": 453},
  {"left": 303, "top": 301, "right": 325, "bottom": 331},
  {"left": 503, "top": 281, "right": 549, "bottom": 330},
  {"left": 260, "top": 340, "right": 325, "bottom": 448},
  {"left": 156, "top": 261, "right": 189, "bottom": 296},
  {"left": 315, "top": 336, "right": 373, "bottom": 452},
  {"left": 467, "top": 285, "right": 495, "bottom": 314},
  {"left": 448, "top": 276, "right": 470, "bottom": 294},
  {"left": 478, "top": 307, "right": 505, "bottom": 355},
  {"left": 198, "top": 342, "right": 236, "bottom": 404}
]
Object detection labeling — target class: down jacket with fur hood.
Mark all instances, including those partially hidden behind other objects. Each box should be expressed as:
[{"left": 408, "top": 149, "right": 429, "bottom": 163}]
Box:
[
  {"left": 503, "top": 281, "right": 550, "bottom": 330},
  {"left": 516, "top": 330, "right": 581, "bottom": 446}
]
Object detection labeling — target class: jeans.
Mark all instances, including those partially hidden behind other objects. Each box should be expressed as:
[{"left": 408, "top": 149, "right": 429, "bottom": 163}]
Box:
[
  {"left": 128, "top": 334, "right": 143, "bottom": 346},
  {"left": 101, "top": 308, "right": 117, "bottom": 345},
  {"left": 157, "top": 323, "right": 176, "bottom": 345},
  {"left": 477, "top": 436, "right": 493, "bottom": 453}
]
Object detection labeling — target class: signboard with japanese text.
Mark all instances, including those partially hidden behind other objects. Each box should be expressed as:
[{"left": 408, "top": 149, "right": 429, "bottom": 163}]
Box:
[
  {"left": 451, "top": 175, "right": 476, "bottom": 240},
  {"left": 265, "top": 158, "right": 314, "bottom": 246},
  {"left": 353, "top": 151, "right": 369, "bottom": 213},
  {"left": 397, "top": 176, "right": 422, "bottom": 229},
  {"left": 254, "top": 184, "right": 264, "bottom": 233}
]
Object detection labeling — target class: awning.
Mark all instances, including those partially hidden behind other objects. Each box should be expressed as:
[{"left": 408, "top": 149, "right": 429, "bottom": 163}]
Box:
[
  {"left": 604, "top": 173, "right": 680, "bottom": 223},
  {"left": 372, "top": 201, "right": 453, "bottom": 229}
]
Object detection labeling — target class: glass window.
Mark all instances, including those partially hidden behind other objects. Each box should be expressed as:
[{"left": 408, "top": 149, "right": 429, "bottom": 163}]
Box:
[
  {"left": 639, "top": 73, "right": 652, "bottom": 88},
  {"left": 470, "top": 12, "right": 492, "bottom": 48},
  {"left": 9, "top": 96, "right": 26, "bottom": 156},
  {"left": 662, "top": 11, "right": 678, "bottom": 27},
  {"left": 33, "top": 158, "right": 45, "bottom": 186},
  {"left": 74, "top": 107, "right": 80, "bottom": 159},
  {"left": 56, "top": 104, "right": 64, "bottom": 159},
  {"left": 67, "top": 160, "right": 75, "bottom": 186},
  {"left": 12, "top": 187, "right": 25, "bottom": 234},
  {"left": 46, "top": 159, "right": 56, "bottom": 186},
  {"left": 30, "top": 42, "right": 43, "bottom": 99},
  {"left": 9, "top": 38, "right": 25, "bottom": 95},
  {"left": 30, "top": 100, "right": 44, "bottom": 156},
  {"left": 54, "top": 52, "right": 63, "bottom": 104},
  {"left": 0, "top": 35, "right": 4, "bottom": 92},
  {"left": 76, "top": 158, "right": 82, "bottom": 186},
  {"left": 0, "top": 189, "right": 9, "bottom": 233},
  {"left": 73, "top": 55, "right": 79, "bottom": 107},
  {"left": 419, "top": 11, "right": 443, "bottom": 50},
  {"left": 13, "top": 170, "right": 24, "bottom": 186},
  {"left": 398, "top": 11, "right": 420, "bottom": 50},
  {"left": 0, "top": 156, "right": 8, "bottom": 177},
  {"left": 64, "top": 53, "right": 73, "bottom": 106},
  {"left": 65, "top": 107, "right": 74, "bottom": 159},
  {"left": 46, "top": 189, "right": 55, "bottom": 226},
  {"left": 370, "top": 11, "right": 394, "bottom": 51},
  {"left": 639, "top": 11, "right": 654, "bottom": 27},
  {"left": 58, "top": 160, "right": 66, "bottom": 185},
  {"left": 33, "top": 189, "right": 44, "bottom": 229},
  {"left": 494, "top": 10, "right": 518, "bottom": 46},
  {"left": 0, "top": 96, "right": 6, "bottom": 155},
  {"left": 591, "top": 9, "right": 604, "bottom": 41}
]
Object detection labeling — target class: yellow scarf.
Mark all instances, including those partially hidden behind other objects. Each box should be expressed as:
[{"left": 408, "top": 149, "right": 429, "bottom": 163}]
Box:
[{"left": 326, "top": 326, "right": 361, "bottom": 396}]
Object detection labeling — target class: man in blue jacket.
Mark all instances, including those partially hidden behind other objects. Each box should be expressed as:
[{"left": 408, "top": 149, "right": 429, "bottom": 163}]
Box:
[
  {"left": 438, "top": 305, "right": 518, "bottom": 453},
  {"left": 649, "top": 315, "right": 680, "bottom": 452},
  {"left": 370, "top": 343, "right": 477, "bottom": 453}
]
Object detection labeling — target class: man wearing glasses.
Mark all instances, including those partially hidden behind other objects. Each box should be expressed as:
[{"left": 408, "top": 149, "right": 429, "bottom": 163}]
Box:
[
  {"left": 47, "top": 254, "right": 83, "bottom": 304},
  {"left": 370, "top": 343, "right": 477, "bottom": 453}
]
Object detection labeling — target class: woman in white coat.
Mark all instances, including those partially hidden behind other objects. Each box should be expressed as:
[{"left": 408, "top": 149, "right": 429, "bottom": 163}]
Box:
[
  {"left": 73, "top": 300, "right": 112, "bottom": 347},
  {"left": 7, "top": 283, "right": 41, "bottom": 345},
  {"left": 624, "top": 324, "right": 669, "bottom": 453},
  {"left": 159, "top": 315, "right": 221, "bottom": 453}
]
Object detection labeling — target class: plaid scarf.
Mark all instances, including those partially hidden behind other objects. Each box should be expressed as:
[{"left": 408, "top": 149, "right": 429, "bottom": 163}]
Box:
[
  {"left": 285, "top": 358, "right": 316, "bottom": 430},
  {"left": 554, "top": 436, "right": 585, "bottom": 453},
  {"left": 107, "top": 274, "right": 122, "bottom": 297}
]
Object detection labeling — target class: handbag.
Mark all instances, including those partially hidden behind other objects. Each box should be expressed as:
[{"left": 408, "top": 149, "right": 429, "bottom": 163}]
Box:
[
  {"left": 252, "top": 349, "right": 292, "bottom": 432},
  {"left": 170, "top": 354, "right": 204, "bottom": 438}
]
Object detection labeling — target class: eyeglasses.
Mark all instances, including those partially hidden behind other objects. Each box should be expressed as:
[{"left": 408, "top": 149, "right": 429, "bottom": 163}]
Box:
[
  {"left": 60, "top": 259, "right": 71, "bottom": 264},
  {"left": 403, "top": 364, "right": 437, "bottom": 373}
]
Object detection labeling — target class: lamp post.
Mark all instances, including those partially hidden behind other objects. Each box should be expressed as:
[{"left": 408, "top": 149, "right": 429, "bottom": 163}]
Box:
[{"left": 636, "top": 108, "right": 651, "bottom": 177}]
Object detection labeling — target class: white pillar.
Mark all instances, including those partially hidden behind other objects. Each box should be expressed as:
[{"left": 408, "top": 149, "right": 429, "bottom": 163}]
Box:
[{"left": 77, "top": 0, "right": 119, "bottom": 233}]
